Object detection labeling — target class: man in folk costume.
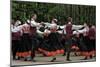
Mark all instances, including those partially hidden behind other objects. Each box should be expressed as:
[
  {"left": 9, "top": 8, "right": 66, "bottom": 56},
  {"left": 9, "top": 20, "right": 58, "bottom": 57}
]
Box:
[
  {"left": 65, "top": 17, "right": 73, "bottom": 61},
  {"left": 30, "top": 14, "right": 40, "bottom": 28},
  {"left": 62, "top": 25, "right": 67, "bottom": 56},
  {"left": 30, "top": 14, "right": 40, "bottom": 61}
]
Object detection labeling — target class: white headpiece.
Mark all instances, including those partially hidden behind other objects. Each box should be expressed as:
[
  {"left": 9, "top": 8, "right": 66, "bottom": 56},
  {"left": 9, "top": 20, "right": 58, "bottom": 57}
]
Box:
[
  {"left": 15, "top": 20, "right": 21, "bottom": 26},
  {"left": 50, "top": 24, "right": 57, "bottom": 29}
]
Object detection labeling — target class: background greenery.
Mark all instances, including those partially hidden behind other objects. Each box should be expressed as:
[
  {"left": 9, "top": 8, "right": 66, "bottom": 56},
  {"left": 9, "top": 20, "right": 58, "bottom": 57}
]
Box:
[{"left": 12, "top": 1, "right": 96, "bottom": 25}]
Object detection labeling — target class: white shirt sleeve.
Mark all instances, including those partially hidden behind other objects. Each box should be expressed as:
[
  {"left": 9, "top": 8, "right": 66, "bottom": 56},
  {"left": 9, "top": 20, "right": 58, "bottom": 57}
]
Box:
[
  {"left": 31, "top": 20, "right": 38, "bottom": 27},
  {"left": 57, "top": 30, "right": 63, "bottom": 34},
  {"left": 44, "top": 29, "right": 51, "bottom": 33},
  {"left": 37, "top": 30, "right": 43, "bottom": 34},
  {"left": 62, "top": 26, "right": 66, "bottom": 34},
  {"left": 11, "top": 25, "right": 23, "bottom": 32}
]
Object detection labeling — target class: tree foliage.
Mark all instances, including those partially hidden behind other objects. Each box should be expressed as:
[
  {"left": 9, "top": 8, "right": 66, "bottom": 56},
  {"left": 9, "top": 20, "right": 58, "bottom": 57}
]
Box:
[{"left": 12, "top": 1, "right": 96, "bottom": 25}]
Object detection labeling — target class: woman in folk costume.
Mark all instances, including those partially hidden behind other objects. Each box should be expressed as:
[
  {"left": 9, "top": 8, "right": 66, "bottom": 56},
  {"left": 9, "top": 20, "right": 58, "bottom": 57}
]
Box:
[
  {"left": 11, "top": 20, "right": 22, "bottom": 60},
  {"left": 18, "top": 22, "right": 32, "bottom": 61},
  {"left": 71, "top": 27, "right": 89, "bottom": 59},
  {"left": 78, "top": 33, "right": 89, "bottom": 59},
  {"left": 39, "top": 24, "right": 64, "bottom": 62},
  {"left": 88, "top": 25, "right": 96, "bottom": 58},
  {"left": 72, "top": 23, "right": 89, "bottom": 58},
  {"left": 80, "top": 23, "right": 91, "bottom": 60},
  {"left": 74, "top": 23, "right": 90, "bottom": 60},
  {"left": 38, "top": 18, "right": 58, "bottom": 52},
  {"left": 38, "top": 29, "right": 51, "bottom": 56},
  {"left": 71, "top": 31, "right": 80, "bottom": 56}
]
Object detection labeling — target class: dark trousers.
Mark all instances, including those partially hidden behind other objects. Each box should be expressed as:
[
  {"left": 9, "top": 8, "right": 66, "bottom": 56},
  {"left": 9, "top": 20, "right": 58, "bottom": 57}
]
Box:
[
  {"left": 65, "top": 38, "right": 72, "bottom": 60},
  {"left": 12, "top": 40, "right": 19, "bottom": 59},
  {"left": 31, "top": 36, "right": 39, "bottom": 59}
]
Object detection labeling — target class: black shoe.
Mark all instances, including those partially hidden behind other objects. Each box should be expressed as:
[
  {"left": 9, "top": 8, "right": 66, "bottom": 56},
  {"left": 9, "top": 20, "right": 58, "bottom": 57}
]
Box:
[
  {"left": 50, "top": 58, "right": 56, "bottom": 62},
  {"left": 13, "top": 57, "right": 16, "bottom": 60},
  {"left": 66, "top": 59, "right": 71, "bottom": 61},
  {"left": 27, "top": 59, "right": 36, "bottom": 62},
  {"left": 32, "top": 60, "right": 36, "bottom": 62},
  {"left": 62, "top": 53, "right": 66, "bottom": 56},
  {"left": 28, "top": 57, "right": 36, "bottom": 62},
  {"left": 90, "top": 55, "right": 93, "bottom": 59},
  {"left": 24, "top": 58, "right": 27, "bottom": 61},
  {"left": 11, "top": 66, "right": 16, "bottom": 67}
]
